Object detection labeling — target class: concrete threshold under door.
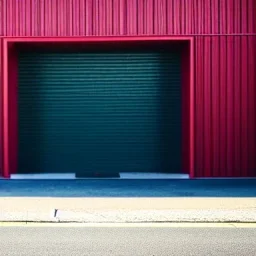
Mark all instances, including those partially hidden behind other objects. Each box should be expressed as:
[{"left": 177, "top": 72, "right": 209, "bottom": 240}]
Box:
[
  {"left": 10, "top": 173, "right": 76, "bottom": 180},
  {"left": 10, "top": 173, "right": 189, "bottom": 180},
  {"left": 119, "top": 173, "right": 189, "bottom": 179}
]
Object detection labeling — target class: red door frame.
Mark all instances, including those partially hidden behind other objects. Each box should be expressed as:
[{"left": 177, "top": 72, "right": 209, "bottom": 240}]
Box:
[{"left": 2, "top": 36, "right": 194, "bottom": 178}]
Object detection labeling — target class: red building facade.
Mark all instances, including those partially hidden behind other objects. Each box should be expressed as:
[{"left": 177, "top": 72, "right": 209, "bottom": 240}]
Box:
[{"left": 0, "top": 0, "right": 256, "bottom": 178}]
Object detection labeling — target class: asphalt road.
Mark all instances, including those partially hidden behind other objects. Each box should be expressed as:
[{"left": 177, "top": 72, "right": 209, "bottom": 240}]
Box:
[{"left": 0, "top": 226, "right": 255, "bottom": 256}]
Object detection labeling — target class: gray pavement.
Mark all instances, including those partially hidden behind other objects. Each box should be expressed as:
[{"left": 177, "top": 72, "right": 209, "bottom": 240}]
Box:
[
  {"left": 0, "top": 226, "right": 256, "bottom": 255},
  {"left": 1, "top": 179, "right": 256, "bottom": 197},
  {"left": 0, "top": 179, "right": 256, "bottom": 223}
]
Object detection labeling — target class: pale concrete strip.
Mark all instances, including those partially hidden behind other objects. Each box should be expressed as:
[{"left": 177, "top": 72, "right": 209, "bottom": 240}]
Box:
[
  {"left": 1, "top": 197, "right": 255, "bottom": 223},
  {"left": 55, "top": 209, "right": 256, "bottom": 223},
  {"left": 1, "top": 222, "right": 256, "bottom": 228},
  {"left": 1, "top": 197, "right": 256, "bottom": 211},
  {"left": 1, "top": 209, "right": 256, "bottom": 223}
]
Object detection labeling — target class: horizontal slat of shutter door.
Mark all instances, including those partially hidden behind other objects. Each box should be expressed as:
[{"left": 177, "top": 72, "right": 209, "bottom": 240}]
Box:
[{"left": 18, "top": 50, "right": 181, "bottom": 175}]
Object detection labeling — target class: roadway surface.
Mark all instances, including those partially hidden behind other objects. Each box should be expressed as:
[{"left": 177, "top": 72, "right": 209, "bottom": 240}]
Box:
[{"left": 0, "top": 225, "right": 255, "bottom": 255}]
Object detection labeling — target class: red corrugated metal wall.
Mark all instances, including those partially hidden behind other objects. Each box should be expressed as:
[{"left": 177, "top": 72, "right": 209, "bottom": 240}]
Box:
[
  {"left": 0, "top": 0, "right": 255, "bottom": 177},
  {"left": 195, "top": 35, "right": 256, "bottom": 177},
  {"left": 0, "top": 38, "right": 2, "bottom": 175}
]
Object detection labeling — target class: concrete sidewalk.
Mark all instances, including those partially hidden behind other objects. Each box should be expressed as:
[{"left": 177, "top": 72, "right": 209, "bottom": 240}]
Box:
[
  {"left": 1, "top": 197, "right": 256, "bottom": 223},
  {"left": 0, "top": 179, "right": 256, "bottom": 223}
]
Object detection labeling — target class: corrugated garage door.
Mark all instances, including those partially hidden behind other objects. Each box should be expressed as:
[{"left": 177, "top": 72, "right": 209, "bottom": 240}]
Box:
[{"left": 18, "top": 49, "right": 181, "bottom": 176}]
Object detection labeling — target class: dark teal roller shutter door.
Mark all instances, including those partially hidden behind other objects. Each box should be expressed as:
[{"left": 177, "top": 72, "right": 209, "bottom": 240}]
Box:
[{"left": 18, "top": 49, "right": 181, "bottom": 176}]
